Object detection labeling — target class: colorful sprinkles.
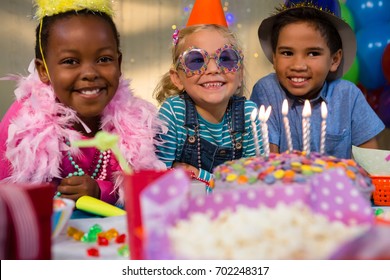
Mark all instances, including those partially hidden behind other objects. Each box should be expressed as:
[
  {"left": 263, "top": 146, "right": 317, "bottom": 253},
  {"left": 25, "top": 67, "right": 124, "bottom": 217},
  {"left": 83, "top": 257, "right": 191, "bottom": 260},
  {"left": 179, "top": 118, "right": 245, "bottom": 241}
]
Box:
[{"left": 212, "top": 151, "right": 373, "bottom": 192}]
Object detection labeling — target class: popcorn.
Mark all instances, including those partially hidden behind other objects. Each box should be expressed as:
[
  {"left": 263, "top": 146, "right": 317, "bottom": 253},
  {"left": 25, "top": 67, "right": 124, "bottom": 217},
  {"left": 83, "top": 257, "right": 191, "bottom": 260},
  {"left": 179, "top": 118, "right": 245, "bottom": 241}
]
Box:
[
  {"left": 140, "top": 168, "right": 374, "bottom": 259},
  {"left": 168, "top": 203, "right": 368, "bottom": 259}
]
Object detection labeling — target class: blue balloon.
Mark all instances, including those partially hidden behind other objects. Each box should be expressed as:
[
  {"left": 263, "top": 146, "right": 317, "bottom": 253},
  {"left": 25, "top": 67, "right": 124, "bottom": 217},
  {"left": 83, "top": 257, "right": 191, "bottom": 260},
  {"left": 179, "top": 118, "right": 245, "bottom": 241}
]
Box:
[
  {"left": 346, "top": 0, "right": 390, "bottom": 30},
  {"left": 356, "top": 22, "right": 390, "bottom": 90},
  {"left": 286, "top": 0, "right": 341, "bottom": 16}
]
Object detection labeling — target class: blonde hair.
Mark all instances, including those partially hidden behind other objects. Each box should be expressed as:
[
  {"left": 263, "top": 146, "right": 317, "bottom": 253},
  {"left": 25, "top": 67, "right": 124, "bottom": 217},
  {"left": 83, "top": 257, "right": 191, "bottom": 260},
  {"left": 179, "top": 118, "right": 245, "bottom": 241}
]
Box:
[{"left": 153, "top": 24, "right": 246, "bottom": 105}]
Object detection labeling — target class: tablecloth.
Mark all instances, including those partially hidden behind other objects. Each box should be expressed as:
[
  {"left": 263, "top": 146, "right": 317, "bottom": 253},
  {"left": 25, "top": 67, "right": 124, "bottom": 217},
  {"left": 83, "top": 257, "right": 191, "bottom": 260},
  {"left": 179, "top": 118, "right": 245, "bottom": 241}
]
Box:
[{"left": 52, "top": 215, "right": 128, "bottom": 260}]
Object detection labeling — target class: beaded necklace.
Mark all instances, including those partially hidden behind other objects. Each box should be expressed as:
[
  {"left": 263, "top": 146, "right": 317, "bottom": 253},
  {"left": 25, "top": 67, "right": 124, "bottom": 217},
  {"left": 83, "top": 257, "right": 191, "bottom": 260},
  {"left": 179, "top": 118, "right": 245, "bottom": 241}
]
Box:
[
  {"left": 194, "top": 107, "right": 242, "bottom": 170},
  {"left": 65, "top": 140, "right": 111, "bottom": 180}
]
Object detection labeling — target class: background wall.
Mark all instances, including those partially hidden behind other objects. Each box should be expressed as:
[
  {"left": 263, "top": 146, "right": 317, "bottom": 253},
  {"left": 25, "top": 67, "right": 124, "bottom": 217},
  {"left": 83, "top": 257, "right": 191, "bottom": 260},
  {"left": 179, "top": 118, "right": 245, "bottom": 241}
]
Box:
[
  {"left": 0, "top": 0, "right": 389, "bottom": 149},
  {"left": 0, "top": 0, "right": 279, "bottom": 115}
]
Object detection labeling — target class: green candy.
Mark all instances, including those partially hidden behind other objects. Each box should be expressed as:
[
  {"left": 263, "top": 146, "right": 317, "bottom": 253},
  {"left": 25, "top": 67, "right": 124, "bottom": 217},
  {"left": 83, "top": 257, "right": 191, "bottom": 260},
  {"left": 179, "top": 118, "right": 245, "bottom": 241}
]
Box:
[
  {"left": 375, "top": 208, "right": 384, "bottom": 216},
  {"left": 248, "top": 176, "right": 257, "bottom": 184},
  {"left": 232, "top": 163, "right": 244, "bottom": 171},
  {"left": 118, "top": 244, "right": 129, "bottom": 257},
  {"left": 302, "top": 169, "right": 313, "bottom": 176}
]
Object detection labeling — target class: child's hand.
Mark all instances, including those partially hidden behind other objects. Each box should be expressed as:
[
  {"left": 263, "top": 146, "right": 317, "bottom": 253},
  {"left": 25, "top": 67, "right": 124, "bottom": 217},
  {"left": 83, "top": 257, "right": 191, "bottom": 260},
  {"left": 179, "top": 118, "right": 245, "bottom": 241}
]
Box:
[
  {"left": 57, "top": 175, "right": 101, "bottom": 202},
  {"left": 172, "top": 162, "right": 200, "bottom": 178}
]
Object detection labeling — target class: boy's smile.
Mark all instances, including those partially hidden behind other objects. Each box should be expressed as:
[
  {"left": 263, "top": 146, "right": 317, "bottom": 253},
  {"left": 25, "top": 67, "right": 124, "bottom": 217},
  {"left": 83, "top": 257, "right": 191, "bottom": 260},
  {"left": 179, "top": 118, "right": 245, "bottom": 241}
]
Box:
[{"left": 273, "top": 21, "right": 341, "bottom": 99}]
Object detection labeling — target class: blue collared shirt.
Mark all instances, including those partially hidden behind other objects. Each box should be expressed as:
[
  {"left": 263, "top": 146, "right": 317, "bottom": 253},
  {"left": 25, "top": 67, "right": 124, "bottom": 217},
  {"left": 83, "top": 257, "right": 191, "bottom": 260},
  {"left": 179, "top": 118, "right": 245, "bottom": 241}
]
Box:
[{"left": 250, "top": 73, "right": 385, "bottom": 158}]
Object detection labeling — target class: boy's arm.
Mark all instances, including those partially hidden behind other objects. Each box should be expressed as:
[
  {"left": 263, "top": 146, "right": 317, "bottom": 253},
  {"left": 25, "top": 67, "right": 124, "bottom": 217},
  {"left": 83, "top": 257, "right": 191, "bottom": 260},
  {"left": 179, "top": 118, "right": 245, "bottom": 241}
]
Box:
[
  {"left": 250, "top": 77, "right": 282, "bottom": 150},
  {"left": 358, "top": 137, "right": 379, "bottom": 149},
  {"left": 351, "top": 86, "right": 385, "bottom": 146},
  {"left": 270, "top": 143, "right": 279, "bottom": 153}
]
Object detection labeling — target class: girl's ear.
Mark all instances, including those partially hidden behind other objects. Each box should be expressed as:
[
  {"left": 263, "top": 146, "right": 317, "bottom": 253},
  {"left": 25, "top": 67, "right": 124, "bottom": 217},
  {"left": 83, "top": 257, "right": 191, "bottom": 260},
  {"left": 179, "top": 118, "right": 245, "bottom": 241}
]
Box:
[
  {"left": 35, "top": 59, "right": 50, "bottom": 84},
  {"left": 170, "top": 68, "right": 184, "bottom": 91},
  {"left": 330, "top": 49, "right": 342, "bottom": 73}
]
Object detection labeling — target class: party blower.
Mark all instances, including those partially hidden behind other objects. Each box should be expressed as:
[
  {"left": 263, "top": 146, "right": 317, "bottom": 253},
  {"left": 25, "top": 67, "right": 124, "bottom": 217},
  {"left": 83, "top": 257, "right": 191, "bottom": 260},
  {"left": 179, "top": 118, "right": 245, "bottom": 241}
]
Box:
[
  {"left": 71, "top": 131, "right": 164, "bottom": 260},
  {"left": 71, "top": 131, "right": 129, "bottom": 217}
]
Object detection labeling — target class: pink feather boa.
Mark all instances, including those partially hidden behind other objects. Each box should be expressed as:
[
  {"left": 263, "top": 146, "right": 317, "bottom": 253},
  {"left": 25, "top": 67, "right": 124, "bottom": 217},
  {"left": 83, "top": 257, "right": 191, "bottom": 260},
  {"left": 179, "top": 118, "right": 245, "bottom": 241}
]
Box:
[{"left": 3, "top": 62, "right": 166, "bottom": 205}]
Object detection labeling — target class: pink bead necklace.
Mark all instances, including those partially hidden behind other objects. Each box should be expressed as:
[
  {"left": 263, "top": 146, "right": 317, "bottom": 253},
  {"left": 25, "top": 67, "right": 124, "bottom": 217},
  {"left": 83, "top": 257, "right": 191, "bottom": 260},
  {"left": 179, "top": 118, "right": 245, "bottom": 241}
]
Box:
[{"left": 65, "top": 140, "right": 111, "bottom": 180}]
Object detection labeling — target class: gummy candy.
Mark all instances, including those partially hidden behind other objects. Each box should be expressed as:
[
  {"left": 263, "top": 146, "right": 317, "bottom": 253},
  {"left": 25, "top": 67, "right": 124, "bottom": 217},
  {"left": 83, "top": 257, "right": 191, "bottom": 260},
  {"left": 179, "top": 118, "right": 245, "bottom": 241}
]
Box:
[
  {"left": 67, "top": 226, "right": 85, "bottom": 241},
  {"left": 117, "top": 244, "right": 129, "bottom": 257},
  {"left": 105, "top": 228, "right": 119, "bottom": 240},
  {"left": 98, "top": 236, "right": 109, "bottom": 246},
  {"left": 67, "top": 225, "right": 128, "bottom": 258},
  {"left": 87, "top": 247, "right": 100, "bottom": 257},
  {"left": 115, "top": 233, "right": 126, "bottom": 244},
  {"left": 375, "top": 208, "right": 385, "bottom": 216}
]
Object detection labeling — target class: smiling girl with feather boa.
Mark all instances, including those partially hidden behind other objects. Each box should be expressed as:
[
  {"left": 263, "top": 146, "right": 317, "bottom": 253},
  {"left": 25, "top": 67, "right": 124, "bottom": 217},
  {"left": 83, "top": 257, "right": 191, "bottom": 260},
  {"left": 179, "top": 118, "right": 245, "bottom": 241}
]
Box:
[{"left": 0, "top": 3, "right": 166, "bottom": 206}]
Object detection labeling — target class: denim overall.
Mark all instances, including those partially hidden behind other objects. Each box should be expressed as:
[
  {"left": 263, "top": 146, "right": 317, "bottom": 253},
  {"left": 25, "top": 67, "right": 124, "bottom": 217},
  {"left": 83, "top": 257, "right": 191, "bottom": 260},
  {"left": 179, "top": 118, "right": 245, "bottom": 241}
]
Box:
[{"left": 178, "top": 92, "right": 245, "bottom": 172}]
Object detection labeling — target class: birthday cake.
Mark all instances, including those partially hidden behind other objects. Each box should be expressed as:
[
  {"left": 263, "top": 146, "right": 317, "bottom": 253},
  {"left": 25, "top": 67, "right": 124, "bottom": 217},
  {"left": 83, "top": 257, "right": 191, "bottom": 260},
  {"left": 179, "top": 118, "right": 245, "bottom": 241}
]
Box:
[{"left": 212, "top": 151, "right": 374, "bottom": 200}]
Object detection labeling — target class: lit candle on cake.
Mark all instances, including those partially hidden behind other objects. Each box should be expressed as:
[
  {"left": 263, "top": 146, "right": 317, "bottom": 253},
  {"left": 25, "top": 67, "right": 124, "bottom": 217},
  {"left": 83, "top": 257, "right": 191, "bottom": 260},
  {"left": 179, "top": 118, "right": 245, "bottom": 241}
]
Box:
[
  {"left": 250, "top": 108, "right": 261, "bottom": 157},
  {"left": 258, "top": 105, "right": 271, "bottom": 159},
  {"left": 302, "top": 100, "right": 311, "bottom": 156},
  {"left": 282, "top": 99, "right": 293, "bottom": 153},
  {"left": 320, "top": 101, "right": 328, "bottom": 155}
]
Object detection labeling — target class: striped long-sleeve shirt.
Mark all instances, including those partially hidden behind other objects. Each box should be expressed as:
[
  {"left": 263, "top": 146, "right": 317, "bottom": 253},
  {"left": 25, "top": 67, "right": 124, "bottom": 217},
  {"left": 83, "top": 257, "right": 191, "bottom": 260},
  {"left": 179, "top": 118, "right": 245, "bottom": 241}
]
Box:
[{"left": 155, "top": 95, "right": 264, "bottom": 183}]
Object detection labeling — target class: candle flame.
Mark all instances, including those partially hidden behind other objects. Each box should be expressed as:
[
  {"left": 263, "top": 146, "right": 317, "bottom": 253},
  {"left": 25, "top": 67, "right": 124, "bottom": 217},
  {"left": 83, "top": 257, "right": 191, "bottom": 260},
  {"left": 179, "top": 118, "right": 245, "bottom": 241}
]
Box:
[
  {"left": 265, "top": 106, "right": 272, "bottom": 121},
  {"left": 258, "top": 105, "right": 265, "bottom": 121},
  {"left": 258, "top": 105, "right": 272, "bottom": 122},
  {"left": 250, "top": 108, "right": 258, "bottom": 121},
  {"left": 321, "top": 101, "right": 328, "bottom": 119},
  {"left": 282, "top": 99, "right": 288, "bottom": 116},
  {"left": 302, "top": 100, "right": 311, "bottom": 117}
]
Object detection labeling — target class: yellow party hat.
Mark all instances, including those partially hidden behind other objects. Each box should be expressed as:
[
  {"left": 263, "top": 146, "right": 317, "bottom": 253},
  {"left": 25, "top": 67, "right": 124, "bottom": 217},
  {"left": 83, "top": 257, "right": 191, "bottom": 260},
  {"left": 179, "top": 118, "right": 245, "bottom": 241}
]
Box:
[{"left": 34, "top": 0, "right": 114, "bottom": 20}]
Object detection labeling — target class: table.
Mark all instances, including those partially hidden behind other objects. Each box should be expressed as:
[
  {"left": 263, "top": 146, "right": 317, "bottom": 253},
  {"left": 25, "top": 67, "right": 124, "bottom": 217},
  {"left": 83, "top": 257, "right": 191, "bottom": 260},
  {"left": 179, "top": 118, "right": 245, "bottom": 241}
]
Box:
[
  {"left": 52, "top": 215, "right": 128, "bottom": 260},
  {"left": 52, "top": 181, "right": 209, "bottom": 259}
]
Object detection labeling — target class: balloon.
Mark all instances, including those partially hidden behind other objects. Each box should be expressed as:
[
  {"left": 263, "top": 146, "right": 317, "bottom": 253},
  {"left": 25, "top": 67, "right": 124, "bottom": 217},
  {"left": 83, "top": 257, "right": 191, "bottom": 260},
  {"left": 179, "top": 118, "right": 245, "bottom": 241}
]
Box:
[
  {"left": 340, "top": 1, "right": 355, "bottom": 31},
  {"left": 346, "top": 0, "right": 390, "bottom": 30},
  {"left": 342, "top": 57, "right": 359, "bottom": 84},
  {"left": 377, "top": 86, "right": 390, "bottom": 128},
  {"left": 357, "top": 83, "right": 366, "bottom": 94},
  {"left": 356, "top": 22, "right": 390, "bottom": 90},
  {"left": 382, "top": 44, "right": 390, "bottom": 83},
  {"left": 360, "top": 84, "right": 382, "bottom": 112}
]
